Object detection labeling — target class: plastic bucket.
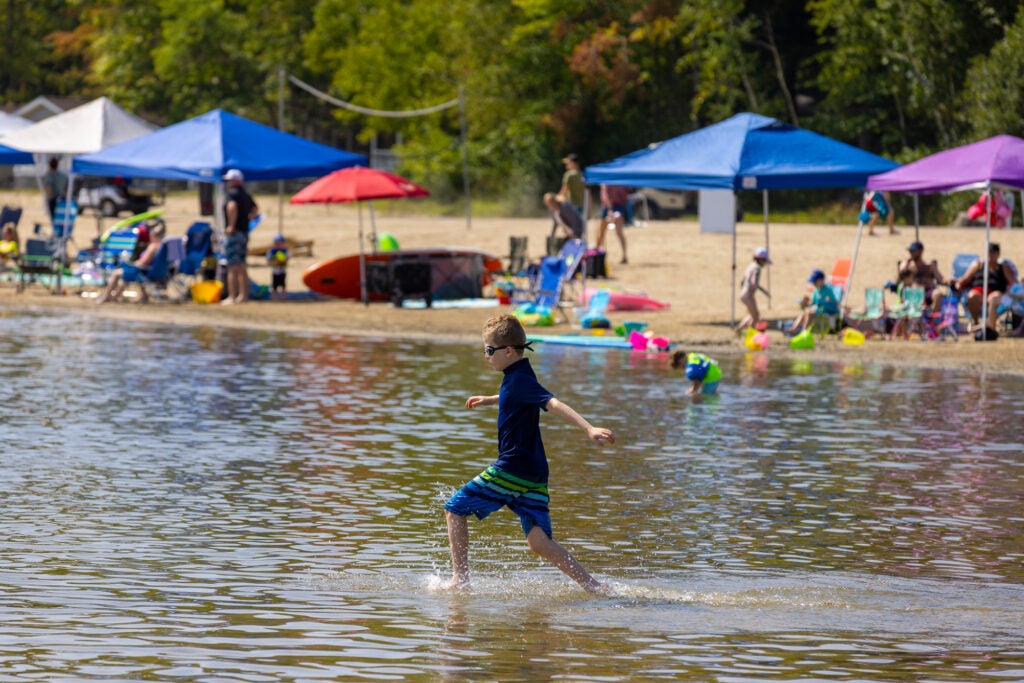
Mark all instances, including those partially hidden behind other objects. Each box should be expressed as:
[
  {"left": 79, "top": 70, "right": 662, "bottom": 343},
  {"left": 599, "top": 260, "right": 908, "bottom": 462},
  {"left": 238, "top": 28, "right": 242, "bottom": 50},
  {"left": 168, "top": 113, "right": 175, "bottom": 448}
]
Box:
[
  {"left": 789, "top": 329, "right": 815, "bottom": 350},
  {"left": 842, "top": 328, "right": 865, "bottom": 346},
  {"left": 192, "top": 279, "right": 223, "bottom": 304}
]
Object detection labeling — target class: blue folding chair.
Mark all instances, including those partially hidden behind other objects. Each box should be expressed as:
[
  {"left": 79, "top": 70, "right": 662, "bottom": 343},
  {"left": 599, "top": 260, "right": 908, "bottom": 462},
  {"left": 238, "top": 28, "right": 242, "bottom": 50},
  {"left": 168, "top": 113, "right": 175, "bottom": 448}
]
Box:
[
  {"left": 121, "top": 237, "right": 188, "bottom": 302},
  {"left": 951, "top": 253, "right": 980, "bottom": 324},
  {"left": 178, "top": 222, "right": 213, "bottom": 278},
  {"left": 513, "top": 239, "right": 587, "bottom": 322}
]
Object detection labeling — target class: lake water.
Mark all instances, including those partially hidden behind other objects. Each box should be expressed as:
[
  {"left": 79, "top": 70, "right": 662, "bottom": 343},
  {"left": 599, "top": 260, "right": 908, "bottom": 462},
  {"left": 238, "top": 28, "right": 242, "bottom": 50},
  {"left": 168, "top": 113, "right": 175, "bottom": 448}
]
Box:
[{"left": 2, "top": 309, "right": 1023, "bottom": 682}]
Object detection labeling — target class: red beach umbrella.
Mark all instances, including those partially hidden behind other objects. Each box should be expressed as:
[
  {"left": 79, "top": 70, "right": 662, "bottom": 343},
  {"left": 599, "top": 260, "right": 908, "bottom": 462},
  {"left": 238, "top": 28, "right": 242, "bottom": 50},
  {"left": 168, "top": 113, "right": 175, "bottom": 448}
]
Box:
[
  {"left": 291, "top": 166, "right": 429, "bottom": 203},
  {"left": 290, "top": 166, "right": 430, "bottom": 303}
]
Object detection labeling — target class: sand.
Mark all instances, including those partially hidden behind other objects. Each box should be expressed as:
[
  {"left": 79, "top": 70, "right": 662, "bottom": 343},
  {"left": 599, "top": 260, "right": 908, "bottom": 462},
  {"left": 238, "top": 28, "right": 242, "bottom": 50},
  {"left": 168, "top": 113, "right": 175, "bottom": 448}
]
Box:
[{"left": 2, "top": 189, "right": 1023, "bottom": 376}]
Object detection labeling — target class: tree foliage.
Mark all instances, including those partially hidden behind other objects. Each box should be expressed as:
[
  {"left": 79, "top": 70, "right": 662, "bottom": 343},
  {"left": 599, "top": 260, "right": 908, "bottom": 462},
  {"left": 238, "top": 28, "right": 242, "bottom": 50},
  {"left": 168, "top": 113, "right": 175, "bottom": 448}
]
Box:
[{"left": 2, "top": 0, "right": 1022, "bottom": 209}]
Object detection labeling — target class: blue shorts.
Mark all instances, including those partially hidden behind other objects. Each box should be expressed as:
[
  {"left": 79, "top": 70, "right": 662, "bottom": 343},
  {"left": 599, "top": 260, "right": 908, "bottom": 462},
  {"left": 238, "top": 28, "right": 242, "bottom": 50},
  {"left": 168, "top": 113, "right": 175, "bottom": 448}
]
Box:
[
  {"left": 224, "top": 232, "right": 248, "bottom": 266},
  {"left": 445, "top": 466, "right": 553, "bottom": 538},
  {"left": 601, "top": 204, "right": 628, "bottom": 220}
]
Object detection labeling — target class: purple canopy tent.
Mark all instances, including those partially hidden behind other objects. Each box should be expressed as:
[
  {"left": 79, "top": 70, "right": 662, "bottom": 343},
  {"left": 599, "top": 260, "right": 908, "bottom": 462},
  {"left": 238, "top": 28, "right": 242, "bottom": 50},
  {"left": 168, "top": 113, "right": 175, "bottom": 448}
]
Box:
[{"left": 860, "top": 135, "right": 1024, "bottom": 330}]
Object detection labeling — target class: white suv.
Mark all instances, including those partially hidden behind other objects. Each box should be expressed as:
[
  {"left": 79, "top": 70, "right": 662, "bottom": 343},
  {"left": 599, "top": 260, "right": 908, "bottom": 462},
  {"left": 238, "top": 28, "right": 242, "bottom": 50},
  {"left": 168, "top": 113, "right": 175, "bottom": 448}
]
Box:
[
  {"left": 77, "top": 180, "right": 160, "bottom": 217},
  {"left": 628, "top": 188, "right": 696, "bottom": 220}
]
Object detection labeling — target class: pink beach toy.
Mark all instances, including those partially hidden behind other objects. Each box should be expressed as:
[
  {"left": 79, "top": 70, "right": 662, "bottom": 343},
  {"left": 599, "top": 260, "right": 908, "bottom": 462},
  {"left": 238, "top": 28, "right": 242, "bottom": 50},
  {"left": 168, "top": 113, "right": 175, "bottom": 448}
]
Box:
[
  {"left": 648, "top": 336, "right": 670, "bottom": 351},
  {"left": 628, "top": 330, "right": 648, "bottom": 350}
]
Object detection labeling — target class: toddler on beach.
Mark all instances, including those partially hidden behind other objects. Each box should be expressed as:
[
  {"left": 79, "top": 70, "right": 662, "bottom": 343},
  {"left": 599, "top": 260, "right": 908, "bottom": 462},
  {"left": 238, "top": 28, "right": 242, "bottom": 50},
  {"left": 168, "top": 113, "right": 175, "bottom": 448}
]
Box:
[
  {"left": 265, "top": 234, "right": 289, "bottom": 301},
  {"left": 735, "top": 247, "right": 771, "bottom": 334},
  {"left": 443, "top": 314, "right": 615, "bottom": 594}
]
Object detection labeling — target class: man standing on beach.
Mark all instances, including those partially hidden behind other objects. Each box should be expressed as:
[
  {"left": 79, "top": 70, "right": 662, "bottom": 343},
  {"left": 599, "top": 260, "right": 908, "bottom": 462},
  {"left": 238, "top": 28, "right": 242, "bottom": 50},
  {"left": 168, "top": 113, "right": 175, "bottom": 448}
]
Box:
[
  {"left": 222, "top": 169, "right": 258, "bottom": 305},
  {"left": 560, "top": 153, "right": 586, "bottom": 216},
  {"left": 43, "top": 157, "right": 68, "bottom": 218}
]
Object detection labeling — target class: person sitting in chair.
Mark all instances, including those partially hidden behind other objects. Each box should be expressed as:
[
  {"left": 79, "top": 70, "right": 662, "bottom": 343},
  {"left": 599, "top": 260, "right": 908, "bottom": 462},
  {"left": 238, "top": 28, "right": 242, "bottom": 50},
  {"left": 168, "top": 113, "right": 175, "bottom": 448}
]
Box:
[
  {"left": 96, "top": 222, "right": 165, "bottom": 304},
  {"left": 0, "top": 222, "right": 19, "bottom": 270},
  {"left": 785, "top": 269, "right": 840, "bottom": 336},
  {"left": 898, "top": 240, "right": 944, "bottom": 311},
  {"left": 954, "top": 242, "right": 1017, "bottom": 332}
]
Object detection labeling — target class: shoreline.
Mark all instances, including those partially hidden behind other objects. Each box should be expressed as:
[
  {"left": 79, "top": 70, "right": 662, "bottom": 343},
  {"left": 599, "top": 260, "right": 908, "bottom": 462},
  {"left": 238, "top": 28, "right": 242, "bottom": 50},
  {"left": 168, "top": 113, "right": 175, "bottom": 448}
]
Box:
[
  {"left": 5, "top": 290, "right": 1024, "bottom": 378},
  {"left": 2, "top": 189, "right": 1023, "bottom": 377}
]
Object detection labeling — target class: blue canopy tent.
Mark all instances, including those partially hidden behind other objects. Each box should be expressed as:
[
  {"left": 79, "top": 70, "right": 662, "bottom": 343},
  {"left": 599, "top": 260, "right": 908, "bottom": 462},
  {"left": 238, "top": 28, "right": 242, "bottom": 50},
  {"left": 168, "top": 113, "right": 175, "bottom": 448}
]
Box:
[
  {"left": 0, "top": 143, "right": 33, "bottom": 165},
  {"left": 586, "top": 113, "right": 899, "bottom": 322},
  {"left": 72, "top": 109, "right": 366, "bottom": 273},
  {"left": 73, "top": 109, "right": 365, "bottom": 182}
]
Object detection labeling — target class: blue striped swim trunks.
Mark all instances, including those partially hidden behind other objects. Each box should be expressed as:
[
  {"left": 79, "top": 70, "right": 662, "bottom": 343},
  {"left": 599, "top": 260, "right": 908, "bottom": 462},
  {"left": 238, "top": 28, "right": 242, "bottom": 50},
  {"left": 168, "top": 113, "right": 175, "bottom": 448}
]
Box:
[{"left": 445, "top": 466, "right": 553, "bottom": 538}]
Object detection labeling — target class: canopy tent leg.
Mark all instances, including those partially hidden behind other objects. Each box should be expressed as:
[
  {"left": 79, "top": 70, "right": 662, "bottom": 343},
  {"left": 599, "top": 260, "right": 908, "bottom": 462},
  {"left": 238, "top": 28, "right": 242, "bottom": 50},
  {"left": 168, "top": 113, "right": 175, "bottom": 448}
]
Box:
[
  {"left": 981, "top": 182, "right": 991, "bottom": 332},
  {"left": 55, "top": 170, "right": 75, "bottom": 295},
  {"left": 762, "top": 189, "right": 771, "bottom": 309},
  {"left": 913, "top": 194, "right": 920, "bottom": 242},
  {"left": 368, "top": 200, "right": 378, "bottom": 254},
  {"left": 358, "top": 202, "right": 368, "bottom": 306},
  {"left": 581, "top": 185, "right": 590, "bottom": 299},
  {"left": 843, "top": 221, "right": 866, "bottom": 313},
  {"left": 843, "top": 191, "right": 874, "bottom": 314},
  {"left": 731, "top": 220, "right": 737, "bottom": 328}
]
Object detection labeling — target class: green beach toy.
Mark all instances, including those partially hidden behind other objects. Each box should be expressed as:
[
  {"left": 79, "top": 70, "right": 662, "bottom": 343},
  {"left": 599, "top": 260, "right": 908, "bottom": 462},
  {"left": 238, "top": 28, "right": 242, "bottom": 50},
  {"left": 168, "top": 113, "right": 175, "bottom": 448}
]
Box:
[{"left": 790, "top": 329, "right": 815, "bottom": 350}]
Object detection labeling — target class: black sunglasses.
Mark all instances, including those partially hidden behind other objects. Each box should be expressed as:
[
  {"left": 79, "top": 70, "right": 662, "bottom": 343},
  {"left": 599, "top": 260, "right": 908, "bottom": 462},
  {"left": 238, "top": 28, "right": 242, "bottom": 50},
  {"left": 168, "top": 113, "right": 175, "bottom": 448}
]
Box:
[{"left": 484, "top": 342, "right": 533, "bottom": 356}]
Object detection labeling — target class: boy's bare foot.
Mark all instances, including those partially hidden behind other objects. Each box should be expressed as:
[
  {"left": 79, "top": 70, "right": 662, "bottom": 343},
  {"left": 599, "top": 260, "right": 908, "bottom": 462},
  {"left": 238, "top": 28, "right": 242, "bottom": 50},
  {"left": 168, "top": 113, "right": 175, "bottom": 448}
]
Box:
[
  {"left": 582, "top": 580, "right": 615, "bottom": 597},
  {"left": 433, "top": 575, "right": 470, "bottom": 591}
]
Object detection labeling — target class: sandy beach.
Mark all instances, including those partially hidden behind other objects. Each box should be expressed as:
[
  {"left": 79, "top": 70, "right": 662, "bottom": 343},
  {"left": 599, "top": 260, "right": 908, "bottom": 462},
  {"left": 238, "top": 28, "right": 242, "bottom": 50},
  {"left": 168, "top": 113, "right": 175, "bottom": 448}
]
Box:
[{"left": 3, "top": 189, "right": 1023, "bottom": 376}]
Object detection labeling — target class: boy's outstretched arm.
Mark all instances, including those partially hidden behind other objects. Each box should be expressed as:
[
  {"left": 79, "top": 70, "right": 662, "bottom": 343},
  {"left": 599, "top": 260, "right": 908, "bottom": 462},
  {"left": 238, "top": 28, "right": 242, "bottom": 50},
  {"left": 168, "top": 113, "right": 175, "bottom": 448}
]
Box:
[
  {"left": 545, "top": 398, "right": 615, "bottom": 445},
  {"left": 466, "top": 394, "right": 499, "bottom": 409}
]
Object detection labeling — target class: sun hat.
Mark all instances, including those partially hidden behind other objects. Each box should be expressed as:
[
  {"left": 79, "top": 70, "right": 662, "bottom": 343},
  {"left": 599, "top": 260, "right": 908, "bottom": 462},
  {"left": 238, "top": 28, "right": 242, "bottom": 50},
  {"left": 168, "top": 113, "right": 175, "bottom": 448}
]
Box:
[
  {"left": 753, "top": 247, "right": 772, "bottom": 263},
  {"left": 808, "top": 268, "right": 825, "bottom": 283},
  {"left": 223, "top": 168, "right": 244, "bottom": 182},
  {"left": 908, "top": 241, "right": 924, "bottom": 252}
]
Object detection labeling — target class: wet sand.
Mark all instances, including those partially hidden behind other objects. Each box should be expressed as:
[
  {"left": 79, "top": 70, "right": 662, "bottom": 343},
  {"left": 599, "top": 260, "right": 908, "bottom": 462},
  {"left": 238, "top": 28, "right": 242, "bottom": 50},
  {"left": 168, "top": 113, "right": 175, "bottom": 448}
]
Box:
[{"left": 3, "top": 189, "right": 1023, "bottom": 376}]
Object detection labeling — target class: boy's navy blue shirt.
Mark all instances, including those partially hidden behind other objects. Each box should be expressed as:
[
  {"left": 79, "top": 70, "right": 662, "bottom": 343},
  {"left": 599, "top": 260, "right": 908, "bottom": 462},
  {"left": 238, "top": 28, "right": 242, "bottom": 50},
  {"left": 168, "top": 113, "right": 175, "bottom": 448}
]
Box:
[{"left": 494, "top": 357, "right": 554, "bottom": 482}]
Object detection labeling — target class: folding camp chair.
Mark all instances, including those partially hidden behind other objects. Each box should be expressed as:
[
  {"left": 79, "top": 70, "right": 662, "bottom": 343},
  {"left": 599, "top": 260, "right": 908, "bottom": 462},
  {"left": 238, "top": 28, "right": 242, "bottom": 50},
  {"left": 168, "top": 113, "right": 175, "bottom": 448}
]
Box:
[
  {"left": 507, "top": 236, "right": 528, "bottom": 275},
  {"left": 0, "top": 205, "right": 23, "bottom": 230},
  {"left": 846, "top": 287, "right": 887, "bottom": 336},
  {"left": 950, "top": 253, "right": 980, "bottom": 323},
  {"left": 891, "top": 286, "right": 926, "bottom": 339},
  {"left": 121, "top": 238, "right": 189, "bottom": 303},
  {"left": 831, "top": 258, "right": 852, "bottom": 290},
  {"left": 16, "top": 238, "right": 57, "bottom": 292},
  {"left": 177, "top": 222, "right": 213, "bottom": 281},
  {"left": 513, "top": 239, "right": 587, "bottom": 323},
  {"left": 50, "top": 199, "right": 78, "bottom": 263},
  {"left": 809, "top": 283, "right": 844, "bottom": 338}
]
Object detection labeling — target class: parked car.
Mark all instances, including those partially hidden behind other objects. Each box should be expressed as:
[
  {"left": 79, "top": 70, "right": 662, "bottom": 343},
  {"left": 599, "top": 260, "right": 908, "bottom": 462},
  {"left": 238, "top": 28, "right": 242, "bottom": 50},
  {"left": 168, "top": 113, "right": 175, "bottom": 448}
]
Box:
[
  {"left": 77, "top": 178, "right": 161, "bottom": 217},
  {"left": 628, "top": 188, "right": 744, "bottom": 222},
  {"left": 628, "top": 188, "right": 696, "bottom": 221}
]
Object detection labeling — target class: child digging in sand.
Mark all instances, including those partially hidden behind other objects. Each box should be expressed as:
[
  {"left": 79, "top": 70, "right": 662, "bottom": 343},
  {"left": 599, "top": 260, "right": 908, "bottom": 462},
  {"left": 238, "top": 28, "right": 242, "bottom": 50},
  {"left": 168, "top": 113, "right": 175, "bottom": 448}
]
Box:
[{"left": 443, "top": 314, "right": 616, "bottom": 594}]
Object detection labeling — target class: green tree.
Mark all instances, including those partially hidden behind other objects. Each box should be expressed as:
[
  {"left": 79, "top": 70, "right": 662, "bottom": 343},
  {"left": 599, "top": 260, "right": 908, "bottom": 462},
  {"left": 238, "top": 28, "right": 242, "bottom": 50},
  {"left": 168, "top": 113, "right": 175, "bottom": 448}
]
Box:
[
  {"left": 0, "top": 0, "right": 91, "bottom": 102},
  {"left": 962, "top": 7, "right": 1024, "bottom": 140},
  {"left": 807, "top": 0, "right": 1009, "bottom": 152}
]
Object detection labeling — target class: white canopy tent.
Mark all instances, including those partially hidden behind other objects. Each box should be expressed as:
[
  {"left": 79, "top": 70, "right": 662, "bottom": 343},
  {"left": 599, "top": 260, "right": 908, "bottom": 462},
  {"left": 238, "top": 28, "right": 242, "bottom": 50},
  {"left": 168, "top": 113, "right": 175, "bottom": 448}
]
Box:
[
  {"left": 2, "top": 97, "right": 158, "bottom": 291},
  {"left": 0, "top": 111, "right": 32, "bottom": 137}
]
